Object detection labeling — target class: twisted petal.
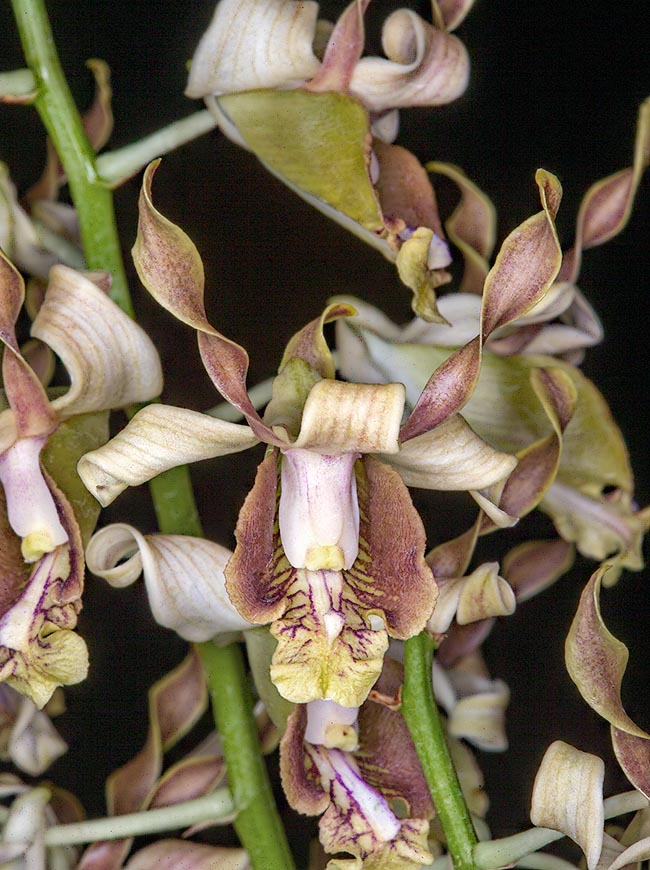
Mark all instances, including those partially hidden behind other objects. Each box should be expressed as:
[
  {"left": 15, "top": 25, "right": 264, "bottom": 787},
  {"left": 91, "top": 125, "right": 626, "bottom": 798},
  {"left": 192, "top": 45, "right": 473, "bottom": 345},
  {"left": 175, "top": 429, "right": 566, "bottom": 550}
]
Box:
[
  {"left": 77, "top": 404, "right": 258, "bottom": 507},
  {"left": 426, "top": 160, "right": 496, "bottom": 294},
  {"left": 33, "top": 265, "right": 163, "bottom": 418},
  {"left": 530, "top": 740, "right": 604, "bottom": 870},
  {"left": 86, "top": 524, "right": 252, "bottom": 641},
  {"left": 350, "top": 9, "right": 469, "bottom": 113},
  {"left": 565, "top": 565, "right": 650, "bottom": 739},
  {"left": 185, "top": 0, "right": 321, "bottom": 97}
]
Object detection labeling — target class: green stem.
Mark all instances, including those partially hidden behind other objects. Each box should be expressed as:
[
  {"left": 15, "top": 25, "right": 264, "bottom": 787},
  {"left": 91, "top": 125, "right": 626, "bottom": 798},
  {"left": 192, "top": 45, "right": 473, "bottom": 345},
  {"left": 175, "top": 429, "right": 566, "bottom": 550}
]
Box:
[
  {"left": 402, "top": 632, "right": 478, "bottom": 870},
  {"left": 12, "top": 3, "right": 291, "bottom": 867},
  {"left": 11, "top": 0, "right": 131, "bottom": 314},
  {"left": 199, "top": 641, "right": 296, "bottom": 870},
  {"left": 45, "top": 788, "right": 235, "bottom": 847},
  {"left": 96, "top": 111, "right": 217, "bottom": 186}
]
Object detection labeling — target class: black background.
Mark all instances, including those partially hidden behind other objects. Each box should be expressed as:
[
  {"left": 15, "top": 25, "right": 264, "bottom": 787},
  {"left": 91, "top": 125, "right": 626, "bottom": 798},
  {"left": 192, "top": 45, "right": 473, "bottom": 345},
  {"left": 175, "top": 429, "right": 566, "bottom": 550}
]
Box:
[{"left": 1, "top": 0, "right": 650, "bottom": 861}]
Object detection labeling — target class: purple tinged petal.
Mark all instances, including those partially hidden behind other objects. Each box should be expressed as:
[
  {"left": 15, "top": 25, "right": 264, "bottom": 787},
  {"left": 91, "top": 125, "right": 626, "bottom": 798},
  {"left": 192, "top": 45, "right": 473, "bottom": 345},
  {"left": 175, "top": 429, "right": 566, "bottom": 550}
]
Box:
[
  {"left": 565, "top": 565, "right": 650, "bottom": 738},
  {"left": 307, "top": 0, "right": 369, "bottom": 94},
  {"left": 611, "top": 726, "right": 650, "bottom": 800}
]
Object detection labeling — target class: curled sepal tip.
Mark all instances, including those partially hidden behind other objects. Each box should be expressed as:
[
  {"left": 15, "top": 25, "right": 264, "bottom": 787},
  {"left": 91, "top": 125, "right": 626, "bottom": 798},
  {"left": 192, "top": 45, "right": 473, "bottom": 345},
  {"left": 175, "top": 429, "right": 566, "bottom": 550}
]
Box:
[{"left": 85, "top": 523, "right": 253, "bottom": 642}]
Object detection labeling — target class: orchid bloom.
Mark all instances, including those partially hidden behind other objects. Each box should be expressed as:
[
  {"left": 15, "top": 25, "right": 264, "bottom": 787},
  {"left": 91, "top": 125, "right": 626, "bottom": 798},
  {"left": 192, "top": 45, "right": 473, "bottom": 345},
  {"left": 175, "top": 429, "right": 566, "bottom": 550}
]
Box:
[
  {"left": 78, "top": 161, "right": 515, "bottom": 708},
  {"left": 185, "top": 0, "right": 472, "bottom": 141},
  {"left": 184, "top": 0, "right": 476, "bottom": 321},
  {"left": 0, "top": 254, "right": 162, "bottom": 707},
  {"left": 335, "top": 157, "right": 650, "bottom": 573},
  {"left": 402, "top": 98, "right": 650, "bottom": 360},
  {"left": 280, "top": 658, "right": 487, "bottom": 869}
]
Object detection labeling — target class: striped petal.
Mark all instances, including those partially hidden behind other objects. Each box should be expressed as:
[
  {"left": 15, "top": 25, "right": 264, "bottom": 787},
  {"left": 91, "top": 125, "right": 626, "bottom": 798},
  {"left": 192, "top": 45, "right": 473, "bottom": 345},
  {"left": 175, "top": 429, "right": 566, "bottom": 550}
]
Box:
[
  {"left": 530, "top": 740, "right": 604, "bottom": 870},
  {"left": 86, "top": 524, "right": 252, "bottom": 641},
  {"left": 33, "top": 266, "right": 162, "bottom": 418},
  {"left": 77, "top": 404, "right": 258, "bottom": 507}
]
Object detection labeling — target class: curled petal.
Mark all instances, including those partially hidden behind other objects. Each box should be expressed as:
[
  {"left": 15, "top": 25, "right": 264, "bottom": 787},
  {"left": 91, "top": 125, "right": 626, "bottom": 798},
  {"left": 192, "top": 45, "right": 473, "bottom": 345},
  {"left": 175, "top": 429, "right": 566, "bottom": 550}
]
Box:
[
  {"left": 33, "top": 266, "right": 163, "bottom": 418},
  {"left": 185, "top": 0, "right": 321, "bottom": 97},
  {"left": 77, "top": 404, "right": 258, "bottom": 507},
  {"left": 530, "top": 740, "right": 604, "bottom": 870},
  {"left": 448, "top": 680, "right": 509, "bottom": 752},
  {"left": 387, "top": 413, "right": 517, "bottom": 491},
  {"left": 502, "top": 538, "right": 575, "bottom": 603},
  {"left": 455, "top": 562, "right": 515, "bottom": 625},
  {"left": 565, "top": 566, "right": 650, "bottom": 738},
  {"left": 294, "top": 380, "right": 405, "bottom": 453},
  {"left": 86, "top": 524, "right": 251, "bottom": 641},
  {"left": 350, "top": 10, "right": 469, "bottom": 113}
]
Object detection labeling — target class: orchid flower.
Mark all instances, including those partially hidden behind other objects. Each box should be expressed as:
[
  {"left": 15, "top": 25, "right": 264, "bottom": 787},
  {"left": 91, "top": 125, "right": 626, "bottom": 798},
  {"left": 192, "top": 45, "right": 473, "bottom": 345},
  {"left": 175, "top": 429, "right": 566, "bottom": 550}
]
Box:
[
  {"left": 184, "top": 0, "right": 475, "bottom": 321},
  {"left": 280, "top": 658, "right": 487, "bottom": 869},
  {"left": 78, "top": 161, "right": 515, "bottom": 708},
  {"left": 335, "top": 157, "right": 650, "bottom": 573},
  {"left": 405, "top": 98, "right": 650, "bottom": 360},
  {"left": 0, "top": 254, "right": 162, "bottom": 706}
]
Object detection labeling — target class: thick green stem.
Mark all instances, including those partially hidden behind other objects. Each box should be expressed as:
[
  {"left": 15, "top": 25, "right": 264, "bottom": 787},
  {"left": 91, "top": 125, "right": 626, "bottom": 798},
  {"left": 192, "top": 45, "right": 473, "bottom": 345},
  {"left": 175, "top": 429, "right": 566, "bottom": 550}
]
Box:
[
  {"left": 12, "top": 3, "right": 291, "bottom": 867},
  {"left": 402, "top": 632, "right": 478, "bottom": 870},
  {"left": 199, "top": 641, "right": 296, "bottom": 870}
]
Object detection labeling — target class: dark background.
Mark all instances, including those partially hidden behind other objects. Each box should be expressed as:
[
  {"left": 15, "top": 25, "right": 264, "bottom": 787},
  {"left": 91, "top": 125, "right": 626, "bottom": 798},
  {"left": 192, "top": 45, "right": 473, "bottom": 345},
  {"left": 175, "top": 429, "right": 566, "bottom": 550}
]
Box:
[{"left": 1, "top": 0, "right": 650, "bottom": 860}]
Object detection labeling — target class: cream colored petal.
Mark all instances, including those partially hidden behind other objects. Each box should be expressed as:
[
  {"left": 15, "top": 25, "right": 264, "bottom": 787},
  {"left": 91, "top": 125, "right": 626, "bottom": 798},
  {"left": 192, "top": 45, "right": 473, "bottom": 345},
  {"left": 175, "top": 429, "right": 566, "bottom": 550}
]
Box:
[
  {"left": 86, "top": 524, "right": 252, "bottom": 641},
  {"left": 470, "top": 488, "right": 519, "bottom": 528},
  {"left": 456, "top": 562, "right": 516, "bottom": 624},
  {"left": 350, "top": 9, "right": 469, "bottom": 113},
  {"left": 185, "top": 0, "right": 321, "bottom": 97},
  {"left": 448, "top": 684, "right": 509, "bottom": 752},
  {"left": 530, "top": 740, "right": 605, "bottom": 870},
  {"left": 608, "top": 836, "right": 650, "bottom": 870},
  {"left": 8, "top": 694, "right": 67, "bottom": 776},
  {"left": 32, "top": 265, "right": 162, "bottom": 418},
  {"left": 77, "top": 404, "right": 258, "bottom": 507},
  {"left": 400, "top": 293, "right": 481, "bottom": 346},
  {"left": 5, "top": 629, "right": 89, "bottom": 710},
  {"left": 384, "top": 414, "right": 517, "bottom": 490},
  {"left": 293, "top": 379, "right": 405, "bottom": 454}
]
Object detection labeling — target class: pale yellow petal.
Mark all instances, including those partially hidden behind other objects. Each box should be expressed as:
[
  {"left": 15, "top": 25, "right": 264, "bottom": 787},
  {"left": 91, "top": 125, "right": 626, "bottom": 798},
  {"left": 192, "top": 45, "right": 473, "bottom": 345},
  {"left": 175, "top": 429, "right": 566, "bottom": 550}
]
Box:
[
  {"left": 293, "top": 379, "right": 405, "bottom": 454},
  {"left": 456, "top": 562, "right": 516, "bottom": 624},
  {"left": 78, "top": 404, "right": 258, "bottom": 506},
  {"left": 530, "top": 740, "right": 604, "bottom": 870},
  {"left": 384, "top": 414, "right": 517, "bottom": 490},
  {"left": 33, "top": 265, "right": 162, "bottom": 417}
]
